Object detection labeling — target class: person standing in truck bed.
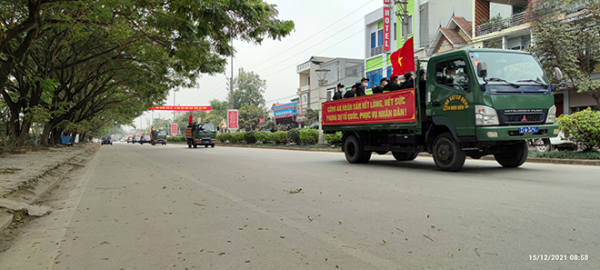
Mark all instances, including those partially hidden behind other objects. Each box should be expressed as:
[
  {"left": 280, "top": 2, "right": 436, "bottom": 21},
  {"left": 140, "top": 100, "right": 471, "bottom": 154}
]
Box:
[{"left": 383, "top": 75, "right": 402, "bottom": 92}]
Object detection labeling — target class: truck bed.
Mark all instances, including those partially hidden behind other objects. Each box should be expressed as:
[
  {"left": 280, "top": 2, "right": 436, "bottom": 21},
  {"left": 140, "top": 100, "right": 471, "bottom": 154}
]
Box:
[{"left": 322, "top": 89, "right": 420, "bottom": 132}]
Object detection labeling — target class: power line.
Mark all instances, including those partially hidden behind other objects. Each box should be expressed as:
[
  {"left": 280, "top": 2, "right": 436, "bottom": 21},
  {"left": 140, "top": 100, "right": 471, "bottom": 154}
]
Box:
[
  {"left": 251, "top": 20, "right": 366, "bottom": 75},
  {"left": 246, "top": 0, "right": 377, "bottom": 71},
  {"left": 186, "top": 78, "right": 227, "bottom": 105},
  {"left": 261, "top": 28, "right": 366, "bottom": 78}
]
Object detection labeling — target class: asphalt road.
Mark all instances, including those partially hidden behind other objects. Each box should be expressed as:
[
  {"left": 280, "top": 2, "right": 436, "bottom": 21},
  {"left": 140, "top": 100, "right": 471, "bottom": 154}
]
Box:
[{"left": 1, "top": 143, "right": 599, "bottom": 270}]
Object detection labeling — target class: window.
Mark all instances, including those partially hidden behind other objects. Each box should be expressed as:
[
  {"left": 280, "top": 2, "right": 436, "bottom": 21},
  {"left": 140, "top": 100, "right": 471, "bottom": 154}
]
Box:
[
  {"left": 378, "top": 30, "right": 383, "bottom": 46},
  {"left": 435, "top": 59, "right": 470, "bottom": 92},
  {"left": 327, "top": 90, "right": 332, "bottom": 101},
  {"left": 371, "top": 33, "right": 376, "bottom": 49},
  {"left": 366, "top": 69, "right": 383, "bottom": 88},
  {"left": 387, "top": 66, "right": 393, "bottom": 78},
  {"left": 407, "top": 15, "right": 413, "bottom": 35},
  {"left": 394, "top": 23, "right": 397, "bottom": 40}
]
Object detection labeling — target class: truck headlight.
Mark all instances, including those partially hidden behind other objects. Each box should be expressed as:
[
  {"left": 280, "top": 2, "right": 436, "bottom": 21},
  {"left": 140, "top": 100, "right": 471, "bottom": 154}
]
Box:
[
  {"left": 546, "top": 105, "right": 556, "bottom": 124},
  {"left": 475, "top": 105, "right": 499, "bottom": 126}
]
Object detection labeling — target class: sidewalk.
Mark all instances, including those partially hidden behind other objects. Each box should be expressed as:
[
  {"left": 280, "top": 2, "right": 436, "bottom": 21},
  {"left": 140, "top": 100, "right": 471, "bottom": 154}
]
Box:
[
  {"left": 0, "top": 144, "right": 98, "bottom": 231},
  {"left": 215, "top": 143, "right": 600, "bottom": 166}
]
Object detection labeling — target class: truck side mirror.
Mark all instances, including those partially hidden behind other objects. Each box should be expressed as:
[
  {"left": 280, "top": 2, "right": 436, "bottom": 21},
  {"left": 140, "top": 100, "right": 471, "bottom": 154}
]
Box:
[
  {"left": 553, "top": 67, "right": 563, "bottom": 81},
  {"left": 477, "top": 62, "right": 487, "bottom": 78}
]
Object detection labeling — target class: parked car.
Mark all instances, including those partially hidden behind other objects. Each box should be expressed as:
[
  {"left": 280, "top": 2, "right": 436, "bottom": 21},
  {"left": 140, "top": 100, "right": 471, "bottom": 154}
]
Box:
[
  {"left": 101, "top": 136, "right": 112, "bottom": 145},
  {"left": 139, "top": 135, "right": 152, "bottom": 145},
  {"left": 127, "top": 136, "right": 133, "bottom": 144},
  {"left": 532, "top": 131, "right": 577, "bottom": 152},
  {"left": 133, "top": 136, "right": 141, "bottom": 144}
]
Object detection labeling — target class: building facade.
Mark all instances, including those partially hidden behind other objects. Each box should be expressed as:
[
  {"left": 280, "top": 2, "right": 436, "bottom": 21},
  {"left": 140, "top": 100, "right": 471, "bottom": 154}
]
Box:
[
  {"left": 296, "top": 56, "right": 362, "bottom": 126},
  {"left": 470, "top": 0, "right": 598, "bottom": 115}
]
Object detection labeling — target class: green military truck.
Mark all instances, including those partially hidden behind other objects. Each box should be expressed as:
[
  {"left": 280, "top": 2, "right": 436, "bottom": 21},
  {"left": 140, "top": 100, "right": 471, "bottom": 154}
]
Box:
[
  {"left": 150, "top": 129, "right": 168, "bottom": 145},
  {"left": 322, "top": 49, "right": 562, "bottom": 171},
  {"left": 185, "top": 122, "right": 217, "bottom": 148}
]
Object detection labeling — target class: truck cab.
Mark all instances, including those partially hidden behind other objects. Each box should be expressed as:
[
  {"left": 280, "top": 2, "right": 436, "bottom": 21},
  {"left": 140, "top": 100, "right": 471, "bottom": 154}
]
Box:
[
  {"left": 323, "top": 48, "right": 560, "bottom": 171},
  {"left": 151, "top": 130, "right": 168, "bottom": 145},
  {"left": 185, "top": 123, "right": 217, "bottom": 148}
]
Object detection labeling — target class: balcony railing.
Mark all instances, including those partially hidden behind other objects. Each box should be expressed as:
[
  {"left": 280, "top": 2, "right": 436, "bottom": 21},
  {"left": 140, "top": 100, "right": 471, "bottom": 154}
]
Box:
[
  {"left": 477, "top": 12, "right": 526, "bottom": 36},
  {"left": 367, "top": 46, "right": 384, "bottom": 57}
]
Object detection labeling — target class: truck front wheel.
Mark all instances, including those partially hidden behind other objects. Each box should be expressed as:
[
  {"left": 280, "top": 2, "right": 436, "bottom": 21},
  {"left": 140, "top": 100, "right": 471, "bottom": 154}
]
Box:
[
  {"left": 344, "top": 135, "right": 371, "bottom": 163},
  {"left": 494, "top": 140, "right": 528, "bottom": 168},
  {"left": 392, "top": 152, "right": 418, "bottom": 161},
  {"left": 432, "top": 132, "right": 466, "bottom": 172}
]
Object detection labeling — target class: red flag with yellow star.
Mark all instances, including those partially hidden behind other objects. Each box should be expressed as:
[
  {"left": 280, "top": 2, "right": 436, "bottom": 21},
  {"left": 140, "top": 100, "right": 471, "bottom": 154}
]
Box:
[{"left": 390, "top": 37, "right": 414, "bottom": 78}]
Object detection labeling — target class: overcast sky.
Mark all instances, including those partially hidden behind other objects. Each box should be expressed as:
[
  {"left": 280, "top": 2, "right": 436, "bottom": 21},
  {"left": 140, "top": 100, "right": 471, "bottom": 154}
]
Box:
[{"left": 132, "top": 0, "right": 383, "bottom": 130}]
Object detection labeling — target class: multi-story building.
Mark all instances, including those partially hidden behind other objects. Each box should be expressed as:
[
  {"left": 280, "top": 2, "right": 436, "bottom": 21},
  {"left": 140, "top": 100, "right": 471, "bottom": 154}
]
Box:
[
  {"left": 470, "top": 0, "right": 597, "bottom": 114},
  {"left": 295, "top": 56, "right": 362, "bottom": 126},
  {"left": 363, "top": 0, "right": 490, "bottom": 86}
]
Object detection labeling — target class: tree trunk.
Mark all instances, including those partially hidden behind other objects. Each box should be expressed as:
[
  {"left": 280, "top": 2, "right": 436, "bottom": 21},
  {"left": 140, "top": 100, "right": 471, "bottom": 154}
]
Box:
[{"left": 40, "top": 122, "right": 53, "bottom": 146}]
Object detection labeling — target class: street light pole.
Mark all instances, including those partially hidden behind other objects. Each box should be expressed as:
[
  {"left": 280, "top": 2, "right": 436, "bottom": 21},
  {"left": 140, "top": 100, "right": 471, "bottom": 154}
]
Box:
[{"left": 315, "top": 68, "right": 330, "bottom": 145}]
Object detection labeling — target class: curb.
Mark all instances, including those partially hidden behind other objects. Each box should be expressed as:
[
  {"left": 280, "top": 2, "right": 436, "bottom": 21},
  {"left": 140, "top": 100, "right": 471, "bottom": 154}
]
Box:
[{"left": 212, "top": 144, "right": 600, "bottom": 166}]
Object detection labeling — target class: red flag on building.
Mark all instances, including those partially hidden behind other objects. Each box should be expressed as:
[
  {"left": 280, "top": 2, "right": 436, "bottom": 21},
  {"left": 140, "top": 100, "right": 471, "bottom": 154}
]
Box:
[{"left": 390, "top": 37, "right": 415, "bottom": 78}]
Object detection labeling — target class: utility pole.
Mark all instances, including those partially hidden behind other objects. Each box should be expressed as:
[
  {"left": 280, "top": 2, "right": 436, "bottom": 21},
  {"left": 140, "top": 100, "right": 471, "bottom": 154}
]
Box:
[
  {"left": 395, "top": 1, "right": 409, "bottom": 40},
  {"left": 229, "top": 40, "right": 234, "bottom": 110}
]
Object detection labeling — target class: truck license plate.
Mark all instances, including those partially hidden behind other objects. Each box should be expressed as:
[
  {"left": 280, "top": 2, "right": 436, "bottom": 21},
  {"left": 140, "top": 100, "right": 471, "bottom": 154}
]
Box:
[
  {"left": 519, "top": 126, "right": 539, "bottom": 134},
  {"left": 203, "top": 140, "right": 211, "bottom": 144}
]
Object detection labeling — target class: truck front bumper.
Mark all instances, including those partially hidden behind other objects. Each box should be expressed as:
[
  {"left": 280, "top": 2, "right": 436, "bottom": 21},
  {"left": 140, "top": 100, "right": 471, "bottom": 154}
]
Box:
[{"left": 476, "top": 124, "right": 559, "bottom": 141}]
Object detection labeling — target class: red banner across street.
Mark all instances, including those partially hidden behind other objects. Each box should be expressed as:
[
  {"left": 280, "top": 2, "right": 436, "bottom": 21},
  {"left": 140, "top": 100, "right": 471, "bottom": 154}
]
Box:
[
  {"left": 148, "top": 106, "right": 211, "bottom": 111},
  {"left": 322, "top": 89, "right": 416, "bottom": 126}
]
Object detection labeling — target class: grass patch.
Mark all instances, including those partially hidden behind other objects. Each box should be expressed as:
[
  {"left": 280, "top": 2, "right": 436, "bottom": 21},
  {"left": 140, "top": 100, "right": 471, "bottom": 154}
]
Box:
[
  {"left": 529, "top": 150, "right": 600, "bottom": 160},
  {"left": 218, "top": 142, "right": 340, "bottom": 150}
]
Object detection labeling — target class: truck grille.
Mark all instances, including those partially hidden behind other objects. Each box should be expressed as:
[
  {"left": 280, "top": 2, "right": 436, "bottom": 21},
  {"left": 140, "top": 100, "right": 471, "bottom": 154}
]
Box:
[
  {"left": 499, "top": 109, "right": 547, "bottom": 125},
  {"left": 505, "top": 114, "right": 544, "bottom": 123}
]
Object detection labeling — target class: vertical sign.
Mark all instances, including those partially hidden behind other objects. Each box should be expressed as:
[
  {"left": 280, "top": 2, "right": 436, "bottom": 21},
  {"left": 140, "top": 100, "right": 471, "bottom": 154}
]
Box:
[
  {"left": 383, "top": 6, "right": 391, "bottom": 51},
  {"left": 383, "top": 0, "right": 391, "bottom": 4},
  {"left": 227, "top": 110, "right": 239, "bottom": 130},
  {"left": 171, "top": 123, "right": 178, "bottom": 136}
]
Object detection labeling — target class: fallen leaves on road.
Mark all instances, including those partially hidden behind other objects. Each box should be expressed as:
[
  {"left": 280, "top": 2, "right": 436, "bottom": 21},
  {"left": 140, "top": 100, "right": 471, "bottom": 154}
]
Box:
[{"left": 288, "top": 188, "right": 302, "bottom": 194}]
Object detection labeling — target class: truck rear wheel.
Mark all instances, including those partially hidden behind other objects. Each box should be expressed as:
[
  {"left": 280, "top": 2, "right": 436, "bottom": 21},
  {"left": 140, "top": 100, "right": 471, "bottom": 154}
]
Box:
[
  {"left": 494, "top": 140, "right": 528, "bottom": 168},
  {"left": 344, "top": 135, "right": 371, "bottom": 163},
  {"left": 432, "top": 132, "right": 466, "bottom": 172},
  {"left": 392, "top": 152, "right": 418, "bottom": 161}
]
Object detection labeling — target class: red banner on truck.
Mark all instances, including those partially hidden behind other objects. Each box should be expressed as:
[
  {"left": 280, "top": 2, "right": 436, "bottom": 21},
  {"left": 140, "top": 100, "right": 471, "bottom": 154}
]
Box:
[{"left": 322, "top": 89, "right": 416, "bottom": 126}]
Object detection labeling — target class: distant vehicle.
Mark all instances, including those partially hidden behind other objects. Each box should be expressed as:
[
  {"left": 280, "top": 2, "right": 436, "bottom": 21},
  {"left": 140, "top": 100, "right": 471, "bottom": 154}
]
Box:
[
  {"left": 133, "top": 136, "right": 141, "bottom": 144},
  {"left": 139, "top": 135, "right": 152, "bottom": 144},
  {"left": 309, "top": 122, "right": 319, "bottom": 129},
  {"left": 101, "top": 137, "right": 112, "bottom": 145},
  {"left": 151, "top": 130, "right": 168, "bottom": 145},
  {"left": 127, "top": 136, "right": 133, "bottom": 144}
]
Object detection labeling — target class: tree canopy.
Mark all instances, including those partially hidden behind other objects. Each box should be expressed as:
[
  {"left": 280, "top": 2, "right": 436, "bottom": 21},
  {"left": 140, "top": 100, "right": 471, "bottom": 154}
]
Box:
[
  {"left": 0, "top": 0, "right": 294, "bottom": 147},
  {"left": 527, "top": 0, "right": 600, "bottom": 108},
  {"left": 228, "top": 68, "right": 267, "bottom": 109}
]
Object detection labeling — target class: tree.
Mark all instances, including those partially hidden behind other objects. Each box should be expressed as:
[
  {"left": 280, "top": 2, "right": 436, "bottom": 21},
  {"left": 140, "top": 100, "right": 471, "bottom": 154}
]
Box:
[
  {"left": 228, "top": 68, "right": 266, "bottom": 109},
  {"left": 205, "top": 99, "right": 229, "bottom": 127},
  {"left": 239, "top": 104, "right": 265, "bottom": 131},
  {"left": 0, "top": 0, "right": 294, "bottom": 147},
  {"left": 527, "top": 0, "right": 600, "bottom": 108},
  {"left": 305, "top": 109, "right": 320, "bottom": 125}
]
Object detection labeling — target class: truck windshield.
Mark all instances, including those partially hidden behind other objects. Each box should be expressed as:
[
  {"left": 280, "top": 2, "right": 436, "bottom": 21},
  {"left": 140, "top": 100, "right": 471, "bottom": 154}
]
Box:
[
  {"left": 199, "top": 123, "right": 215, "bottom": 132},
  {"left": 157, "top": 131, "right": 167, "bottom": 136},
  {"left": 469, "top": 52, "right": 549, "bottom": 93}
]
